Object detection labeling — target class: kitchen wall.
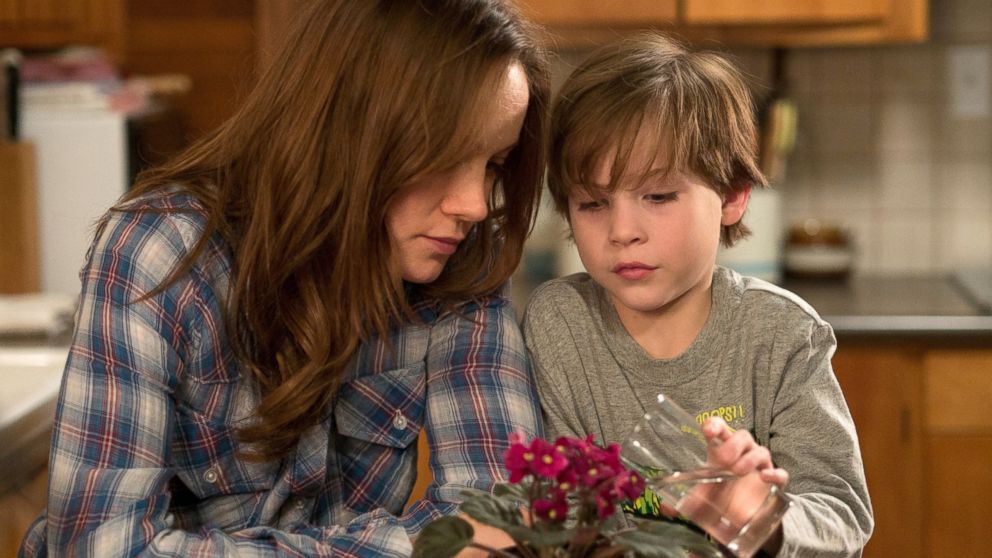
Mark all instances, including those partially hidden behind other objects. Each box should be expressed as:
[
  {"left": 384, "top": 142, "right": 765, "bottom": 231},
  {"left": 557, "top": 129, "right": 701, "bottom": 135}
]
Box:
[{"left": 535, "top": 0, "right": 992, "bottom": 283}]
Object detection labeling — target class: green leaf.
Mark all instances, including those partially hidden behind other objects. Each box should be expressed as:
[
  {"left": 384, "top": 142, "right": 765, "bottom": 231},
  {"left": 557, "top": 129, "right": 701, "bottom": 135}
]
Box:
[
  {"left": 614, "top": 521, "right": 721, "bottom": 558},
  {"left": 613, "top": 530, "right": 687, "bottom": 558},
  {"left": 459, "top": 492, "right": 525, "bottom": 529},
  {"left": 589, "top": 545, "right": 631, "bottom": 558},
  {"left": 492, "top": 482, "right": 529, "bottom": 502},
  {"left": 411, "top": 516, "right": 474, "bottom": 558},
  {"left": 502, "top": 525, "right": 576, "bottom": 548}
]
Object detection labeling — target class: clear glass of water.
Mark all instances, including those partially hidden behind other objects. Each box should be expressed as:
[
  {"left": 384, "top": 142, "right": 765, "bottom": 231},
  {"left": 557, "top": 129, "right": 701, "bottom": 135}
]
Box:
[{"left": 622, "top": 393, "right": 791, "bottom": 558}]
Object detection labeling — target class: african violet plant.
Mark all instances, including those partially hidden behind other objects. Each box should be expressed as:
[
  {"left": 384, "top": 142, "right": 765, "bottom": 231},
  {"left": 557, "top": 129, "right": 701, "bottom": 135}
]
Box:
[{"left": 411, "top": 433, "right": 720, "bottom": 558}]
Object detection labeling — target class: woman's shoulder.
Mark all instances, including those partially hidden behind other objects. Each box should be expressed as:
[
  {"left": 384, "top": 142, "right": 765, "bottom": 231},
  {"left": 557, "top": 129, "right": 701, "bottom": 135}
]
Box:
[
  {"left": 112, "top": 186, "right": 210, "bottom": 240},
  {"left": 117, "top": 185, "right": 206, "bottom": 212},
  {"left": 90, "top": 187, "right": 228, "bottom": 284}
]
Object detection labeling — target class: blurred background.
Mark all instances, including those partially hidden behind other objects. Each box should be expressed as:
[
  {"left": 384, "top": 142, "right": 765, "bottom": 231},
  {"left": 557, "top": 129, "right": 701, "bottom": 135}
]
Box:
[{"left": 2, "top": 1, "right": 991, "bottom": 556}]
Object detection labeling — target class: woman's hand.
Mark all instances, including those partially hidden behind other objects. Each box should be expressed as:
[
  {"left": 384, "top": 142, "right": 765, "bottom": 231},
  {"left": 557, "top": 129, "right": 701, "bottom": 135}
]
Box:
[
  {"left": 702, "top": 416, "right": 789, "bottom": 489},
  {"left": 451, "top": 512, "right": 518, "bottom": 557}
]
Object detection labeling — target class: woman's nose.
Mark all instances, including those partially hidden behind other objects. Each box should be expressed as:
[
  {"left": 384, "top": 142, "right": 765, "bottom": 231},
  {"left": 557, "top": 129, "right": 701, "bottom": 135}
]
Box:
[{"left": 440, "top": 164, "right": 490, "bottom": 223}]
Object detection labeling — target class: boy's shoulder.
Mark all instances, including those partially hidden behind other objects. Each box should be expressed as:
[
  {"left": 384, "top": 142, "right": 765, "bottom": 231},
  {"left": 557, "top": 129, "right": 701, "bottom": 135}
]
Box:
[
  {"left": 524, "top": 273, "right": 604, "bottom": 322},
  {"left": 716, "top": 266, "right": 829, "bottom": 331}
]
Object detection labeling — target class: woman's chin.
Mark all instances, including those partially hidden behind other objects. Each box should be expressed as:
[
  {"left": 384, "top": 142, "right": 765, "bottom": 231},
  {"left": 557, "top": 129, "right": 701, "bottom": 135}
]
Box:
[{"left": 401, "top": 265, "right": 445, "bottom": 285}]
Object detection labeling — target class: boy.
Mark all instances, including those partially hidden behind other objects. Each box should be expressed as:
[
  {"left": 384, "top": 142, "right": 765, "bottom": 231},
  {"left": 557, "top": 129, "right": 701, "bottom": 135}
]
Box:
[{"left": 523, "top": 34, "right": 873, "bottom": 557}]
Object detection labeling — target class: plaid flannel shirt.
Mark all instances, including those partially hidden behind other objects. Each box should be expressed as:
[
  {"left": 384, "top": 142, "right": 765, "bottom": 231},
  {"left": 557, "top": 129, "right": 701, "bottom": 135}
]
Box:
[{"left": 19, "top": 192, "right": 542, "bottom": 557}]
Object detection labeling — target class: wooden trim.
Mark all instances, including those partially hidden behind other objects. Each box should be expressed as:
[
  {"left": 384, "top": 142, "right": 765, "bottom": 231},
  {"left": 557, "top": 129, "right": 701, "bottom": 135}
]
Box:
[
  {"left": 0, "top": 142, "right": 41, "bottom": 294},
  {"left": 405, "top": 429, "right": 433, "bottom": 508},
  {"left": 515, "top": 0, "right": 677, "bottom": 26},
  {"left": 683, "top": 0, "right": 886, "bottom": 25}
]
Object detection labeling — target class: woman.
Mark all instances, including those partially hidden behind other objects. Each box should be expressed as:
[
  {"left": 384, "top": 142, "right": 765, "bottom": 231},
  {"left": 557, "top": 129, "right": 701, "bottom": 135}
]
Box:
[{"left": 20, "top": 1, "right": 548, "bottom": 556}]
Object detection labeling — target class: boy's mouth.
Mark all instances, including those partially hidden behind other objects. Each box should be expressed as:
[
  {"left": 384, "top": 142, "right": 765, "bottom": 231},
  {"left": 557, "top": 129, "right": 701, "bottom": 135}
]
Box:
[{"left": 612, "top": 261, "right": 657, "bottom": 280}]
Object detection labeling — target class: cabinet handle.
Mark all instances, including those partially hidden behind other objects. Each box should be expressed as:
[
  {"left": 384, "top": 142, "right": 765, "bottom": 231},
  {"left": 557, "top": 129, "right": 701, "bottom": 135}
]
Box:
[{"left": 900, "top": 408, "right": 911, "bottom": 442}]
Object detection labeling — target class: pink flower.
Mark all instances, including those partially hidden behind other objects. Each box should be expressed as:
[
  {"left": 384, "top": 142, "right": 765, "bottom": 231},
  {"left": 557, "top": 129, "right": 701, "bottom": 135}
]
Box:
[
  {"left": 503, "top": 433, "right": 642, "bottom": 523},
  {"left": 595, "top": 492, "right": 616, "bottom": 519},
  {"left": 555, "top": 467, "right": 578, "bottom": 493},
  {"left": 599, "top": 442, "right": 624, "bottom": 471},
  {"left": 614, "top": 470, "right": 646, "bottom": 501},
  {"left": 530, "top": 438, "right": 569, "bottom": 479},
  {"left": 534, "top": 497, "right": 569, "bottom": 524},
  {"left": 578, "top": 459, "right": 616, "bottom": 488},
  {"left": 505, "top": 438, "right": 537, "bottom": 483}
]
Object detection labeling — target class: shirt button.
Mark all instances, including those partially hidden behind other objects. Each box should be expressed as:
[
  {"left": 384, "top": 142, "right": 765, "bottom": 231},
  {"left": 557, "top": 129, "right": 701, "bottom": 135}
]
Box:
[
  {"left": 296, "top": 500, "right": 306, "bottom": 509},
  {"left": 392, "top": 411, "right": 408, "bottom": 430},
  {"left": 203, "top": 467, "right": 219, "bottom": 484}
]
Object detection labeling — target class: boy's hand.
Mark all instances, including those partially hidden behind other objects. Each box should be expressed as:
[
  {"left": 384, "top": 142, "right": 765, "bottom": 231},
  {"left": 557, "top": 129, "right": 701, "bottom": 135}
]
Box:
[{"left": 702, "top": 416, "right": 789, "bottom": 490}]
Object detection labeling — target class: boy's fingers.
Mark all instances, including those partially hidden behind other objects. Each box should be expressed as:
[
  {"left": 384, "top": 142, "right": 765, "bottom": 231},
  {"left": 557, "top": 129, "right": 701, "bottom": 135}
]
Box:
[
  {"left": 703, "top": 416, "right": 733, "bottom": 442},
  {"left": 760, "top": 467, "right": 790, "bottom": 489},
  {"left": 707, "top": 435, "right": 747, "bottom": 469},
  {"left": 706, "top": 424, "right": 778, "bottom": 475},
  {"left": 729, "top": 445, "right": 773, "bottom": 476},
  {"left": 707, "top": 423, "right": 752, "bottom": 463},
  {"left": 701, "top": 418, "right": 790, "bottom": 488}
]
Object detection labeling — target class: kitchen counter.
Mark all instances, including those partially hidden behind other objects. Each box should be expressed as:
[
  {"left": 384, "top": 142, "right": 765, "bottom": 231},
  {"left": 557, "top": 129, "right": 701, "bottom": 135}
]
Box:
[
  {"left": 0, "top": 341, "right": 68, "bottom": 496},
  {"left": 781, "top": 274, "right": 992, "bottom": 342}
]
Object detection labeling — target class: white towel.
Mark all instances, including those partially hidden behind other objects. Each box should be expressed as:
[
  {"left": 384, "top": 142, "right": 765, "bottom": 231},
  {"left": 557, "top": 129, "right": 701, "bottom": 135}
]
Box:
[{"left": 0, "top": 293, "right": 77, "bottom": 335}]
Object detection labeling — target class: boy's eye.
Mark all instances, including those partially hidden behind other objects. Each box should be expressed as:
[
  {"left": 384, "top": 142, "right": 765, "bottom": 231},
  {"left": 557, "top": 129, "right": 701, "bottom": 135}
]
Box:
[
  {"left": 645, "top": 192, "right": 677, "bottom": 204},
  {"left": 575, "top": 199, "right": 606, "bottom": 211}
]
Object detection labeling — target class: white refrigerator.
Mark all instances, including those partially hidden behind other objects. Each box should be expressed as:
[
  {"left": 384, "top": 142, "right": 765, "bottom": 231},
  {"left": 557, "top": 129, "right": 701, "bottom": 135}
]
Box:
[{"left": 21, "top": 108, "right": 127, "bottom": 296}]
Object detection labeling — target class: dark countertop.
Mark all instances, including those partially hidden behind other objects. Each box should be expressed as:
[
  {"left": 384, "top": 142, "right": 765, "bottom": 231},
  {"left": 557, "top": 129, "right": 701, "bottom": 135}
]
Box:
[{"left": 781, "top": 274, "right": 992, "bottom": 342}]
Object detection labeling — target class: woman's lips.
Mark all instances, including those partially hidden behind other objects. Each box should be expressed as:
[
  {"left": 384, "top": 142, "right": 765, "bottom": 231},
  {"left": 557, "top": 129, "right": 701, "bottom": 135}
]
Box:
[
  {"left": 424, "top": 236, "right": 461, "bottom": 255},
  {"left": 612, "top": 262, "right": 656, "bottom": 280}
]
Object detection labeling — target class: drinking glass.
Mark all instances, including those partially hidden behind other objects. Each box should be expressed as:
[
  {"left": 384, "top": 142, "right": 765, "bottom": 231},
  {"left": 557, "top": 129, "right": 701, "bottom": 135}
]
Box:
[{"left": 622, "top": 393, "right": 791, "bottom": 558}]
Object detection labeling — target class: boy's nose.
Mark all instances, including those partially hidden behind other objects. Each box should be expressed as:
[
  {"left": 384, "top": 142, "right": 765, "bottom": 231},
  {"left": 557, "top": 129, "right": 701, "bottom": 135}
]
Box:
[
  {"left": 440, "top": 164, "right": 490, "bottom": 223},
  {"left": 608, "top": 206, "right": 644, "bottom": 246}
]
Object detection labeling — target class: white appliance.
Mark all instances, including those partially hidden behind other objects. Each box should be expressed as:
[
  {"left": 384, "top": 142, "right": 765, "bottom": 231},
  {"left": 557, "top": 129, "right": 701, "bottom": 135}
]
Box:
[
  {"left": 21, "top": 108, "right": 127, "bottom": 295},
  {"left": 717, "top": 187, "right": 783, "bottom": 284}
]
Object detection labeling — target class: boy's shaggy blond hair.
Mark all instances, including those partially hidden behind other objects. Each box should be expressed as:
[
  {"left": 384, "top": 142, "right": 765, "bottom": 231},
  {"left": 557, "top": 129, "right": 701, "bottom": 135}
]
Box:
[{"left": 548, "top": 33, "right": 766, "bottom": 247}]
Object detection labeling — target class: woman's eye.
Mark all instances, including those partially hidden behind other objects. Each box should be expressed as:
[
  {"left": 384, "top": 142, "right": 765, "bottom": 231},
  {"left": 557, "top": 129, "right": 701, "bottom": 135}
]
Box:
[
  {"left": 486, "top": 160, "right": 507, "bottom": 177},
  {"left": 646, "top": 192, "right": 677, "bottom": 204}
]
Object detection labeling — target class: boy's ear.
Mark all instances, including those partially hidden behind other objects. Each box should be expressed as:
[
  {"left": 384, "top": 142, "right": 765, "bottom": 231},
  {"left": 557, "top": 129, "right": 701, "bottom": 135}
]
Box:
[{"left": 720, "top": 184, "right": 751, "bottom": 226}]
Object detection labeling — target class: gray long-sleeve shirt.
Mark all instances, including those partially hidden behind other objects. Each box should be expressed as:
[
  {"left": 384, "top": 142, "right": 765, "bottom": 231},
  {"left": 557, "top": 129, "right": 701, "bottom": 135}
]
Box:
[{"left": 522, "top": 266, "right": 873, "bottom": 557}]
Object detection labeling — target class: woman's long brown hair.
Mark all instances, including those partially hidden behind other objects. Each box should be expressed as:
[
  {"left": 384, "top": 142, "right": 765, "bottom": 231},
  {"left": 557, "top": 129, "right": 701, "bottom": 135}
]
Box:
[{"left": 121, "top": 0, "right": 550, "bottom": 461}]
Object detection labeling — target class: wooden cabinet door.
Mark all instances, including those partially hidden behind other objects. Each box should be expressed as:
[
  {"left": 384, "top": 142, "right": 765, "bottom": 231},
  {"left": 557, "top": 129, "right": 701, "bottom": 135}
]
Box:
[
  {"left": 513, "top": 0, "right": 677, "bottom": 27},
  {"left": 924, "top": 350, "right": 992, "bottom": 557},
  {"left": 514, "top": 0, "right": 926, "bottom": 47},
  {"left": 0, "top": 469, "right": 46, "bottom": 558},
  {"left": 682, "top": 0, "right": 887, "bottom": 25},
  {"left": 0, "top": 0, "right": 124, "bottom": 61},
  {"left": 832, "top": 346, "right": 924, "bottom": 558}
]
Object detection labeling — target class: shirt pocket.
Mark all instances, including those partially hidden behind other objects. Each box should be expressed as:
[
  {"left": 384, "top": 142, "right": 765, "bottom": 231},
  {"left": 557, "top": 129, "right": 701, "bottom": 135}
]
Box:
[
  {"left": 333, "top": 363, "right": 427, "bottom": 511},
  {"left": 172, "top": 402, "right": 277, "bottom": 501},
  {"left": 334, "top": 362, "right": 427, "bottom": 449}
]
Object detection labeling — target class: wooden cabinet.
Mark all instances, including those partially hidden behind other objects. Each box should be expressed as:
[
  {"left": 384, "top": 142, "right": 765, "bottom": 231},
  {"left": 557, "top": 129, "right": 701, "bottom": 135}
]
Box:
[
  {"left": 682, "top": 0, "right": 886, "bottom": 25},
  {"left": 515, "top": 0, "right": 676, "bottom": 27},
  {"left": 833, "top": 346, "right": 924, "bottom": 558},
  {"left": 923, "top": 350, "right": 992, "bottom": 558},
  {"left": 126, "top": 1, "right": 255, "bottom": 137},
  {"left": 0, "top": 0, "right": 125, "bottom": 61},
  {"left": 0, "top": 469, "right": 46, "bottom": 558},
  {"left": 516, "top": 0, "right": 927, "bottom": 47},
  {"left": 833, "top": 344, "right": 992, "bottom": 558}
]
